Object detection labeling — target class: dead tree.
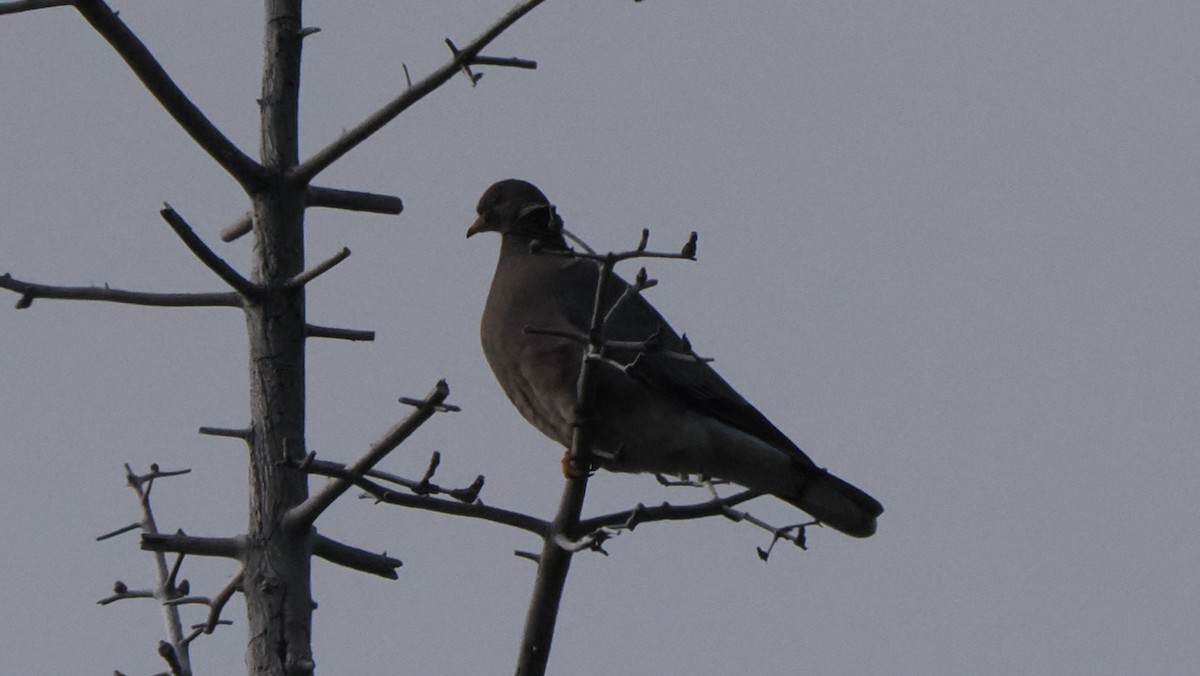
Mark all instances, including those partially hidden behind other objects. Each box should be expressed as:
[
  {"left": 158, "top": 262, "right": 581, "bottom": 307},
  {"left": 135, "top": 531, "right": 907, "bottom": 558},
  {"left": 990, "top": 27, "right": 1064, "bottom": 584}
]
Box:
[{"left": 1, "top": 3, "right": 815, "bottom": 674}]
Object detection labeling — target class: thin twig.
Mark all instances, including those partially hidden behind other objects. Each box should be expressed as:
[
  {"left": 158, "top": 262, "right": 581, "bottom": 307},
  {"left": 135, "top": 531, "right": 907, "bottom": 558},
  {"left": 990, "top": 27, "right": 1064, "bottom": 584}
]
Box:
[
  {"left": 192, "top": 571, "right": 243, "bottom": 640},
  {"left": 303, "top": 457, "right": 478, "bottom": 502},
  {"left": 472, "top": 54, "right": 538, "bottom": 69},
  {"left": 444, "top": 38, "right": 536, "bottom": 86},
  {"left": 284, "top": 381, "right": 454, "bottom": 530},
  {"left": 97, "top": 582, "right": 154, "bottom": 605},
  {"left": 96, "top": 522, "right": 143, "bottom": 541},
  {"left": 293, "top": 0, "right": 549, "bottom": 183},
  {"left": 300, "top": 459, "right": 543, "bottom": 534},
  {"left": 576, "top": 489, "right": 762, "bottom": 533}
]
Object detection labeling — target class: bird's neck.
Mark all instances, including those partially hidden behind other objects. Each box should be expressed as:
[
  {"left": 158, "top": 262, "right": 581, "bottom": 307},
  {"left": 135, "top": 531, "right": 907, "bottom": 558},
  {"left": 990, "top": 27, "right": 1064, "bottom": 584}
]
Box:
[{"left": 499, "top": 231, "right": 569, "bottom": 254}]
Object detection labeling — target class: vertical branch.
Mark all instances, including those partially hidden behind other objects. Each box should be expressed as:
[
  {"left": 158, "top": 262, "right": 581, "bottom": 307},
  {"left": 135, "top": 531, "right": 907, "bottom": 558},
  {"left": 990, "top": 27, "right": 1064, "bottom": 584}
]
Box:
[
  {"left": 515, "top": 259, "right": 616, "bottom": 676},
  {"left": 242, "top": 1, "right": 313, "bottom": 675},
  {"left": 125, "top": 465, "right": 193, "bottom": 676}
]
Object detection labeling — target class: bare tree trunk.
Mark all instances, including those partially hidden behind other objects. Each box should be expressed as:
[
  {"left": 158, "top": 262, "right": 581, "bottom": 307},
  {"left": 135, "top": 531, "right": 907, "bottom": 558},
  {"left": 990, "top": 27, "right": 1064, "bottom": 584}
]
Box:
[{"left": 243, "top": 1, "right": 313, "bottom": 673}]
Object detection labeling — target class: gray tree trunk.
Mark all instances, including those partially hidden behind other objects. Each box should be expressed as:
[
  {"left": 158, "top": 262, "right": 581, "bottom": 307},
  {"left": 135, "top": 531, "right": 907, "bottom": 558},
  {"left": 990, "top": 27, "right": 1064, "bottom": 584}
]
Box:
[{"left": 243, "top": 1, "right": 313, "bottom": 673}]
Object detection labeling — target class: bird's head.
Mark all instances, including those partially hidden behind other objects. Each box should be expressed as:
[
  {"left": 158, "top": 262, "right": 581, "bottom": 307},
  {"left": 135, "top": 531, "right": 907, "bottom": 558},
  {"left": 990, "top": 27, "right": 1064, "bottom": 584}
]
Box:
[{"left": 467, "top": 179, "right": 565, "bottom": 245}]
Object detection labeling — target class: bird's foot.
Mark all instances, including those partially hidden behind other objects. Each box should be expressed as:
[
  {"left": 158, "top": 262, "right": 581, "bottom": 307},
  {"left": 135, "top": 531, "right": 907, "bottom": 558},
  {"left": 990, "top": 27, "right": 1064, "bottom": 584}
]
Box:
[{"left": 561, "top": 450, "right": 592, "bottom": 479}]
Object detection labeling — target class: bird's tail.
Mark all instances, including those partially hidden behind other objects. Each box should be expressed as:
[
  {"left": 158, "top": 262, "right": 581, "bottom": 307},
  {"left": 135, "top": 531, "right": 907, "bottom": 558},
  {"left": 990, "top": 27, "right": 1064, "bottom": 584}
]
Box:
[{"left": 784, "top": 467, "right": 883, "bottom": 538}]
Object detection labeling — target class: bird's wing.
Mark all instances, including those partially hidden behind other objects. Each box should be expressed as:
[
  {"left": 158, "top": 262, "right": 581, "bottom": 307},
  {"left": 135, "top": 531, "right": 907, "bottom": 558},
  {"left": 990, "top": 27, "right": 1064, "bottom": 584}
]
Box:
[{"left": 558, "top": 257, "right": 815, "bottom": 466}]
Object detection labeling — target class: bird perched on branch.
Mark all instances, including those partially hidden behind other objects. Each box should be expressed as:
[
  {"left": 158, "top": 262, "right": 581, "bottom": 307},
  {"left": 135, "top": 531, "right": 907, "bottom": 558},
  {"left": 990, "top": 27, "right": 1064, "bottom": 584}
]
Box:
[{"left": 468, "top": 179, "right": 882, "bottom": 537}]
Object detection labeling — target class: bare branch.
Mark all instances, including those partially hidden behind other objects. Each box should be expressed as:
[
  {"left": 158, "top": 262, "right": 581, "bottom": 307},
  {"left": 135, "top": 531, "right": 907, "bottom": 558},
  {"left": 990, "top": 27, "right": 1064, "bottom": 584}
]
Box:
[
  {"left": 141, "top": 532, "right": 243, "bottom": 560},
  {"left": 0, "top": 273, "right": 241, "bottom": 309},
  {"left": 576, "top": 490, "right": 762, "bottom": 533},
  {"left": 398, "top": 395, "right": 462, "bottom": 414},
  {"left": 308, "top": 186, "right": 404, "bottom": 215},
  {"left": 517, "top": 227, "right": 704, "bottom": 675},
  {"left": 191, "top": 571, "right": 243, "bottom": 640},
  {"left": 361, "top": 481, "right": 549, "bottom": 535},
  {"left": 304, "top": 324, "right": 376, "bottom": 342},
  {"left": 112, "top": 464, "right": 193, "bottom": 674},
  {"left": 719, "top": 503, "right": 816, "bottom": 557},
  {"left": 302, "top": 456, "right": 479, "bottom": 503},
  {"left": 472, "top": 54, "right": 538, "bottom": 69},
  {"left": 159, "top": 205, "right": 258, "bottom": 297},
  {"left": 285, "top": 381, "right": 454, "bottom": 530},
  {"left": 68, "top": 0, "right": 263, "bottom": 188},
  {"left": 312, "top": 535, "right": 401, "bottom": 580},
  {"left": 220, "top": 186, "right": 403, "bottom": 242},
  {"left": 292, "top": 0, "right": 549, "bottom": 183},
  {"left": 286, "top": 247, "right": 350, "bottom": 288},
  {"left": 516, "top": 245, "right": 621, "bottom": 676},
  {"left": 157, "top": 640, "right": 185, "bottom": 676},
  {"left": 163, "top": 595, "right": 214, "bottom": 608},
  {"left": 0, "top": 0, "right": 69, "bottom": 14},
  {"left": 444, "top": 38, "right": 538, "bottom": 87},
  {"left": 297, "top": 456, "right": 543, "bottom": 534},
  {"left": 540, "top": 229, "right": 699, "bottom": 266},
  {"left": 96, "top": 522, "right": 143, "bottom": 541},
  {"left": 514, "top": 550, "right": 540, "bottom": 564},
  {"left": 560, "top": 228, "right": 596, "bottom": 255},
  {"left": 198, "top": 426, "right": 253, "bottom": 441},
  {"left": 97, "top": 581, "right": 154, "bottom": 605}
]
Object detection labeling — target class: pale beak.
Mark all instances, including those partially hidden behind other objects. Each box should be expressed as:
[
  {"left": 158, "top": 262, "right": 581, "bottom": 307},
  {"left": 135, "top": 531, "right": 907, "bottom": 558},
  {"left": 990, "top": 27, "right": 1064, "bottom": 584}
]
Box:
[{"left": 466, "top": 215, "right": 491, "bottom": 238}]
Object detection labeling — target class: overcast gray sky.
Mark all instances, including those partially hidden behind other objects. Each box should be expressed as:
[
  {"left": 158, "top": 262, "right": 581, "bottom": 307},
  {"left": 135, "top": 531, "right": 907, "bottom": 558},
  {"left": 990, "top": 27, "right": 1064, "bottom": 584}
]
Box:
[{"left": 2, "top": 2, "right": 1198, "bottom": 674}]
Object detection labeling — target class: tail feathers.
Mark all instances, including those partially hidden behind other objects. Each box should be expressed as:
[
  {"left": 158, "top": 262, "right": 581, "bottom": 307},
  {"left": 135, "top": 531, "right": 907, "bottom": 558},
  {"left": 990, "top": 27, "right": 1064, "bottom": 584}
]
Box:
[{"left": 785, "top": 468, "right": 883, "bottom": 538}]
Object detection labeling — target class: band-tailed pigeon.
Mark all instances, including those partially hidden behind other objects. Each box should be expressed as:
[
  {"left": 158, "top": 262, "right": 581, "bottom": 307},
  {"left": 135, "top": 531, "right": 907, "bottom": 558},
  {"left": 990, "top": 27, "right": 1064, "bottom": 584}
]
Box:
[{"left": 468, "top": 179, "right": 882, "bottom": 537}]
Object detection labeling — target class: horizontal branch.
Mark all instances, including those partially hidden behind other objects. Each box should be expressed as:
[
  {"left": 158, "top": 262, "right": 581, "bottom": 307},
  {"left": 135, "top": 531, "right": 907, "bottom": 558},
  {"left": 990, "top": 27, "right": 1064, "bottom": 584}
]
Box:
[
  {"left": 304, "top": 324, "right": 375, "bottom": 342},
  {"left": 471, "top": 54, "right": 538, "bottom": 69},
  {"left": 444, "top": 38, "right": 537, "bottom": 87},
  {"left": 538, "top": 228, "right": 698, "bottom": 265},
  {"left": 141, "top": 533, "right": 243, "bottom": 560},
  {"left": 308, "top": 186, "right": 404, "bottom": 215},
  {"left": 220, "top": 186, "right": 404, "bottom": 242},
  {"left": 284, "top": 381, "right": 454, "bottom": 530},
  {"left": 304, "top": 457, "right": 477, "bottom": 503},
  {"left": 0, "top": 0, "right": 69, "bottom": 14},
  {"left": 198, "top": 426, "right": 253, "bottom": 441},
  {"left": 70, "top": 0, "right": 263, "bottom": 188},
  {"left": 296, "top": 458, "right": 544, "bottom": 534},
  {"left": 292, "top": 0, "right": 548, "bottom": 182},
  {"left": 360, "top": 477, "right": 549, "bottom": 536},
  {"left": 97, "top": 582, "right": 154, "bottom": 605},
  {"left": 312, "top": 534, "right": 401, "bottom": 580},
  {"left": 576, "top": 490, "right": 762, "bottom": 533},
  {"left": 0, "top": 273, "right": 241, "bottom": 309}
]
